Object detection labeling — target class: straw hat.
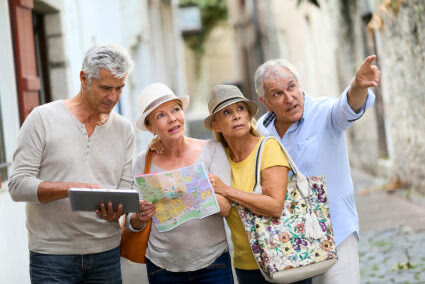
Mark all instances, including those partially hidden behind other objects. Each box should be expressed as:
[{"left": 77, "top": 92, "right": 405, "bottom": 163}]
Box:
[
  {"left": 136, "top": 83, "right": 189, "bottom": 131},
  {"left": 203, "top": 85, "right": 258, "bottom": 131}
]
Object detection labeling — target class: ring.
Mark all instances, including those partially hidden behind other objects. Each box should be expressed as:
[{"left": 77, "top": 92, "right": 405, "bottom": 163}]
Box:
[{"left": 141, "top": 211, "right": 145, "bottom": 216}]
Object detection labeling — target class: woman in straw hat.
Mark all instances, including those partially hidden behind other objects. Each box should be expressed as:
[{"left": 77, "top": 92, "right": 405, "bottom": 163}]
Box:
[
  {"left": 205, "top": 85, "right": 311, "bottom": 284},
  {"left": 125, "top": 83, "right": 234, "bottom": 284}
]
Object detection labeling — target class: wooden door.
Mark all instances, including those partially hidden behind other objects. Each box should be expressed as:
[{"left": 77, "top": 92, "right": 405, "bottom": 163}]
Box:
[{"left": 10, "top": 0, "right": 41, "bottom": 123}]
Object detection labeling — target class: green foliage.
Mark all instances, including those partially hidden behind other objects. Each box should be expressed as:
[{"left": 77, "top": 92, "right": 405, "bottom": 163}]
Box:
[
  {"left": 417, "top": 7, "right": 423, "bottom": 22},
  {"left": 179, "top": 0, "right": 228, "bottom": 59},
  {"left": 391, "top": 261, "right": 417, "bottom": 271}
]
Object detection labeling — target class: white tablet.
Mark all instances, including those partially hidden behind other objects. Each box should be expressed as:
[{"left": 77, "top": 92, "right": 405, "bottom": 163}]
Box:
[{"left": 68, "top": 188, "right": 140, "bottom": 213}]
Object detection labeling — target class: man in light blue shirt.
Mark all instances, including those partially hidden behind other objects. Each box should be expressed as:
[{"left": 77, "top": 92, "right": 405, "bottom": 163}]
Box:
[{"left": 255, "top": 56, "right": 380, "bottom": 284}]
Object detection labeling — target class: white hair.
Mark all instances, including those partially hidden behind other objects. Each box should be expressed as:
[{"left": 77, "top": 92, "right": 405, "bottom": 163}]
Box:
[
  {"left": 81, "top": 44, "right": 134, "bottom": 83},
  {"left": 254, "top": 59, "right": 300, "bottom": 99}
]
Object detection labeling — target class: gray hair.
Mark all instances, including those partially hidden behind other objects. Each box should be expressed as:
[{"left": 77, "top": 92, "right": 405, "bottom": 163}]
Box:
[
  {"left": 254, "top": 59, "right": 300, "bottom": 99},
  {"left": 82, "top": 44, "right": 134, "bottom": 82}
]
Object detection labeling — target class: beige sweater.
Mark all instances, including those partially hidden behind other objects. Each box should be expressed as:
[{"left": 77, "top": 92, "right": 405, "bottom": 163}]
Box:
[{"left": 8, "top": 100, "right": 134, "bottom": 254}]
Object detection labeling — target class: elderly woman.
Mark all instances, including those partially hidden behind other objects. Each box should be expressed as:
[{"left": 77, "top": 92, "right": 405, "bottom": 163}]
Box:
[
  {"left": 125, "top": 83, "right": 233, "bottom": 284},
  {"left": 205, "top": 85, "right": 311, "bottom": 284}
]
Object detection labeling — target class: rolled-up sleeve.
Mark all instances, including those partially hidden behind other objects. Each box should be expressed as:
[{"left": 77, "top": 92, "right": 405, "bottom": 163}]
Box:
[
  {"left": 330, "top": 86, "right": 376, "bottom": 131},
  {"left": 8, "top": 108, "right": 45, "bottom": 203}
]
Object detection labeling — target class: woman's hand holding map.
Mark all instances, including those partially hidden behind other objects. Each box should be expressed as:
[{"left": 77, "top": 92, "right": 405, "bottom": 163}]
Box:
[{"left": 130, "top": 200, "right": 156, "bottom": 230}]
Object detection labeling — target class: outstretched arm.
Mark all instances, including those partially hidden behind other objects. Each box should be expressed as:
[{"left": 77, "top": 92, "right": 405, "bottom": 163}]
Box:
[{"left": 348, "top": 55, "right": 381, "bottom": 113}]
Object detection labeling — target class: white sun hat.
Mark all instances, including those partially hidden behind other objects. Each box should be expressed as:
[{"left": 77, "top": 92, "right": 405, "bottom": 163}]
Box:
[{"left": 136, "top": 83, "right": 190, "bottom": 131}]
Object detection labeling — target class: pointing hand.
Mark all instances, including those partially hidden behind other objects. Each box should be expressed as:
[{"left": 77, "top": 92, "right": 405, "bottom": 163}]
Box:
[{"left": 352, "top": 55, "right": 381, "bottom": 90}]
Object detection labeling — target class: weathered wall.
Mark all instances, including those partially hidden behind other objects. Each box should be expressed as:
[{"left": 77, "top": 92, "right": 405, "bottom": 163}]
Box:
[
  {"left": 327, "top": 0, "right": 382, "bottom": 174},
  {"left": 227, "top": 0, "right": 425, "bottom": 194},
  {"left": 330, "top": 0, "right": 425, "bottom": 194},
  {"left": 376, "top": 1, "right": 425, "bottom": 193}
]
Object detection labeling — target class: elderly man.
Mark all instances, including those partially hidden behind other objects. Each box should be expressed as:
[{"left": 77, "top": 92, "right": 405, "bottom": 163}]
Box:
[
  {"left": 255, "top": 56, "right": 380, "bottom": 284},
  {"left": 9, "top": 44, "right": 134, "bottom": 283}
]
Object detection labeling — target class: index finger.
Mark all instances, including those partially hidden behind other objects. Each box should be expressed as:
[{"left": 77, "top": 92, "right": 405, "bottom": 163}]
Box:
[
  {"left": 363, "top": 55, "right": 376, "bottom": 67},
  {"left": 116, "top": 203, "right": 124, "bottom": 217}
]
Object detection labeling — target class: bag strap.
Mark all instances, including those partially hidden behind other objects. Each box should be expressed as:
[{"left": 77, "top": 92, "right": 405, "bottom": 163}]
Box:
[
  {"left": 253, "top": 136, "right": 302, "bottom": 194},
  {"left": 253, "top": 138, "right": 267, "bottom": 194},
  {"left": 124, "top": 149, "right": 152, "bottom": 224},
  {"left": 144, "top": 149, "right": 153, "bottom": 174},
  {"left": 254, "top": 136, "right": 313, "bottom": 199},
  {"left": 256, "top": 136, "right": 311, "bottom": 197},
  {"left": 249, "top": 136, "right": 325, "bottom": 239}
]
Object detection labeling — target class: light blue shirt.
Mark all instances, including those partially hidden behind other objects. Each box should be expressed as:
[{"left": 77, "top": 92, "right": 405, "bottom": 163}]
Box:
[{"left": 257, "top": 87, "right": 375, "bottom": 246}]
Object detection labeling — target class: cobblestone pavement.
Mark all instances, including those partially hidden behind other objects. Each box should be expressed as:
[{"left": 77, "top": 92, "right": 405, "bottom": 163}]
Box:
[
  {"left": 353, "top": 169, "right": 425, "bottom": 284},
  {"left": 122, "top": 169, "right": 425, "bottom": 284},
  {"left": 359, "top": 227, "right": 425, "bottom": 284}
]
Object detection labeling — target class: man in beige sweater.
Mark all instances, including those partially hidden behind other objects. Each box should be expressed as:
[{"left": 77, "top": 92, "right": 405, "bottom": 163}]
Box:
[{"left": 8, "top": 44, "right": 134, "bottom": 283}]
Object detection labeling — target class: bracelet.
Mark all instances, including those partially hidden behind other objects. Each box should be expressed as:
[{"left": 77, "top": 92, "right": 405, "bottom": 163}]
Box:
[{"left": 125, "top": 213, "right": 147, "bottom": 232}]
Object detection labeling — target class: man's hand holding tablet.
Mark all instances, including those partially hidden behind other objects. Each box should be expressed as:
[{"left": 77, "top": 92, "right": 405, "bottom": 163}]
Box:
[{"left": 68, "top": 188, "right": 140, "bottom": 222}]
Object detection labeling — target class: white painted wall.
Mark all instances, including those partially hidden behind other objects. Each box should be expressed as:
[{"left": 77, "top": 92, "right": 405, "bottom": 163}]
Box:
[
  {"left": 0, "top": 0, "right": 20, "bottom": 174},
  {"left": 59, "top": 0, "right": 186, "bottom": 154},
  {"left": 269, "top": 1, "right": 340, "bottom": 98},
  {"left": 0, "top": 0, "right": 186, "bottom": 282},
  {"left": 0, "top": 2, "right": 30, "bottom": 283}
]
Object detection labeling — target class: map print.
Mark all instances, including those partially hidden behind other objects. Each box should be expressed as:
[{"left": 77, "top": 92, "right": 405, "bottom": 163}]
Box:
[{"left": 135, "top": 163, "right": 220, "bottom": 232}]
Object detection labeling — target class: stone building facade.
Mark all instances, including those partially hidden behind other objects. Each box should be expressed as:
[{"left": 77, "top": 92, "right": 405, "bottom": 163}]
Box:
[
  {"left": 227, "top": 0, "right": 425, "bottom": 195},
  {"left": 329, "top": 0, "right": 425, "bottom": 195},
  {"left": 372, "top": 0, "right": 425, "bottom": 194}
]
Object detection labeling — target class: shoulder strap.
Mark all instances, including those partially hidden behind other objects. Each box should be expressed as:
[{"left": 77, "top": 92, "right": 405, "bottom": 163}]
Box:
[
  {"left": 253, "top": 136, "right": 310, "bottom": 197},
  {"left": 144, "top": 150, "right": 153, "bottom": 174},
  {"left": 253, "top": 137, "right": 267, "bottom": 193}
]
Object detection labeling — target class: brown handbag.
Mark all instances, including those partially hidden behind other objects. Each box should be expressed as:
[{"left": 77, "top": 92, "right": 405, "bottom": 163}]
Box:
[{"left": 120, "top": 150, "right": 153, "bottom": 263}]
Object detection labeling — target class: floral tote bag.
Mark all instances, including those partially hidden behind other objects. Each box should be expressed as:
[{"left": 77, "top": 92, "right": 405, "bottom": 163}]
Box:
[{"left": 235, "top": 137, "right": 337, "bottom": 283}]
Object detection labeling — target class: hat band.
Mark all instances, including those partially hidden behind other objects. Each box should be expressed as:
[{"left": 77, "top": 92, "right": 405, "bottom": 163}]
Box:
[
  {"left": 143, "top": 94, "right": 177, "bottom": 115},
  {"left": 212, "top": 97, "right": 244, "bottom": 114}
]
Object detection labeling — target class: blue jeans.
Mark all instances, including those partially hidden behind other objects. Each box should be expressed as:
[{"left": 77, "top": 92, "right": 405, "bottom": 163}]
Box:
[
  {"left": 146, "top": 251, "right": 234, "bottom": 284},
  {"left": 235, "top": 268, "right": 312, "bottom": 284},
  {"left": 30, "top": 246, "right": 122, "bottom": 284}
]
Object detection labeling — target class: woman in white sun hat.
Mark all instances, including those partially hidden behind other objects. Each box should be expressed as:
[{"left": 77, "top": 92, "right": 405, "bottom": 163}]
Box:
[{"left": 125, "top": 83, "right": 234, "bottom": 284}]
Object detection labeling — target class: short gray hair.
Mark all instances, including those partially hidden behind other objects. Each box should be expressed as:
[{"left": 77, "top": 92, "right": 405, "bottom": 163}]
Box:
[
  {"left": 82, "top": 44, "right": 134, "bottom": 82},
  {"left": 254, "top": 59, "right": 300, "bottom": 99}
]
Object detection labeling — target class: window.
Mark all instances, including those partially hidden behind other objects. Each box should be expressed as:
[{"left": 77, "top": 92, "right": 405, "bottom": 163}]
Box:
[{"left": 33, "top": 12, "right": 52, "bottom": 105}]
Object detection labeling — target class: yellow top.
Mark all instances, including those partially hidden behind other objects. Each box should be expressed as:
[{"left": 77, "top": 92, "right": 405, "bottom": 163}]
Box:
[{"left": 226, "top": 136, "right": 290, "bottom": 269}]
